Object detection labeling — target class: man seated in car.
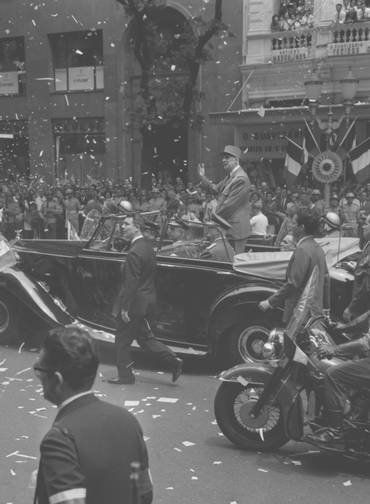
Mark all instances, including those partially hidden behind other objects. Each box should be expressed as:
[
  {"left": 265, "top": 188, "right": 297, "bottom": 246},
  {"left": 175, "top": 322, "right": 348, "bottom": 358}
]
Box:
[
  {"left": 200, "top": 221, "right": 235, "bottom": 262},
  {"left": 159, "top": 220, "right": 200, "bottom": 258}
]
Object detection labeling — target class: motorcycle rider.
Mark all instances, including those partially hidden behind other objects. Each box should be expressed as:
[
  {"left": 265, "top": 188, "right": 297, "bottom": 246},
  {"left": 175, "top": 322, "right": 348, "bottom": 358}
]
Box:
[
  {"left": 306, "top": 311, "right": 370, "bottom": 445},
  {"left": 259, "top": 208, "right": 330, "bottom": 324},
  {"left": 343, "top": 214, "right": 370, "bottom": 322}
]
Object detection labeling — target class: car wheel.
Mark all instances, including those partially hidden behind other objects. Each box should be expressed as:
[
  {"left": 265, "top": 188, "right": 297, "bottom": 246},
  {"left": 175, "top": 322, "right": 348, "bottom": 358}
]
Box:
[
  {"left": 226, "top": 320, "right": 273, "bottom": 366},
  {"left": 0, "top": 293, "right": 20, "bottom": 345}
]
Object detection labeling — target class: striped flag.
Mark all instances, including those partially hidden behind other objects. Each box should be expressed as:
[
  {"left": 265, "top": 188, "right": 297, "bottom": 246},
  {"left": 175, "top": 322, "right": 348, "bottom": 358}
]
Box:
[
  {"left": 336, "top": 119, "right": 356, "bottom": 159},
  {"left": 349, "top": 137, "right": 370, "bottom": 183},
  {"left": 67, "top": 220, "right": 80, "bottom": 240},
  {"left": 284, "top": 138, "right": 303, "bottom": 187},
  {"left": 303, "top": 119, "right": 321, "bottom": 157}
]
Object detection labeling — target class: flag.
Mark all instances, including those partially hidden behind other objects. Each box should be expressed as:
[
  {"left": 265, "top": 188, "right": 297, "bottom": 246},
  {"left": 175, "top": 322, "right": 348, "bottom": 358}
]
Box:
[
  {"left": 303, "top": 119, "right": 321, "bottom": 157},
  {"left": 293, "top": 345, "right": 309, "bottom": 366},
  {"left": 284, "top": 138, "right": 303, "bottom": 187},
  {"left": 349, "top": 137, "right": 370, "bottom": 183},
  {"left": 67, "top": 220, "right": 80, "bottom": 240},
  {"left": 336, "top": 119, "right": 356, "bottom": 159}
]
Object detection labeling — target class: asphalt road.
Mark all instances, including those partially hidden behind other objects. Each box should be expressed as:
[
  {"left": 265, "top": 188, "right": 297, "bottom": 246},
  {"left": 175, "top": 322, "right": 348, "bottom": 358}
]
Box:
[{"left": 1, "top": 343, "right": 370, "bottom": 504}]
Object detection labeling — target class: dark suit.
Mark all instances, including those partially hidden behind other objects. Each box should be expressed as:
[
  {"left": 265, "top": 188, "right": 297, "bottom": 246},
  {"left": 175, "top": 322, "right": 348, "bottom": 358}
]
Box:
[
  {"left": 268, "top": 235, "right": 330, "bottom": 324},
  {"left": 112, "top": 236, "right": 177, "bottom": 379},
  {"left": 34, "top": 393, "right": 152, "bottom": 504},
  {"left": 215, "top": 166, "right": 251, "bottom": 252}
]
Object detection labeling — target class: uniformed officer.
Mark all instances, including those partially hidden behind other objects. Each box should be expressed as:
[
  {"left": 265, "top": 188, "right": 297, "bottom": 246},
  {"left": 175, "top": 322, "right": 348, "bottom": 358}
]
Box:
[{"left": 343, "top": 214, "right": 370, "bottom": 321}]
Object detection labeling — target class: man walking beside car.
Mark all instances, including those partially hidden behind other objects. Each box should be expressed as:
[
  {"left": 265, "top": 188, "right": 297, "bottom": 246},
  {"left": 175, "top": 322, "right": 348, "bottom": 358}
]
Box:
[
  {"left": 259, "top": 208, "right": 330, "bottom": 324},
  {"left": 109, "top": 213, "right": 183, "bottom": 385},
  {"left": 198, "top": 145, "right": 251, "bottom": 253}
]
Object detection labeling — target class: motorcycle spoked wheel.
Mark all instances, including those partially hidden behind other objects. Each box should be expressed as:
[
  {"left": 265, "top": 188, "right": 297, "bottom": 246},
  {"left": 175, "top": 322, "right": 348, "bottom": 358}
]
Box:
[{"left": 214, "top": 382, "right": 289, "bottom": 451}]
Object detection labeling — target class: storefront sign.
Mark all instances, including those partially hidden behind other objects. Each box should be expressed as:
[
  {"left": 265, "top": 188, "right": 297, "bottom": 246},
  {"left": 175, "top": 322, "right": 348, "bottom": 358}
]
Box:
[
  {"left": 237, "top": 124, "right": 303, "bottom": 160},
  {"left": 328, "top": 40, "right": 370, "bottom": 56},
  {"left": 0, "top": 72, "right": 19, "bottom": 95},
  {"left": 271, "top": 47, "right": 310, "bottom": 63},
  {"left": 68, "top": 66, "right": 94, "bottom": 91}
]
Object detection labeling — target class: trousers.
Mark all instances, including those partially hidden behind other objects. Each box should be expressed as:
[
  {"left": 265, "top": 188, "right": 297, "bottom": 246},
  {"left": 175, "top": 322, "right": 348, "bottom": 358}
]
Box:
[
  {"left": 115, "top": 315, "right": 177, "bottom": 379},
  {"left": 324, "top": 358, "right": 370, "bottom": 411}
]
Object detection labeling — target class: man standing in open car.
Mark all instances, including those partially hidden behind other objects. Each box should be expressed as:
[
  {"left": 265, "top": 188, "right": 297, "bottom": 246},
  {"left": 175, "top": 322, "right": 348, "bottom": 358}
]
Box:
[
  {"left": 198, "top": 145, "right": 251, "bottom": 253},
  {"left": 258, "top": 208, "right": 330, "bottom": 324}
]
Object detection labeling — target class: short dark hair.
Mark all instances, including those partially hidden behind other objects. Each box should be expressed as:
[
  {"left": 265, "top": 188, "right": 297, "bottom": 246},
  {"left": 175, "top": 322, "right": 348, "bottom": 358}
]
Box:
[
  {"left": 295, "top": 208, "right": 320, "bottom": 236},
  {"left": 42, "top": 326, "right": 99, "bottom": 390}
]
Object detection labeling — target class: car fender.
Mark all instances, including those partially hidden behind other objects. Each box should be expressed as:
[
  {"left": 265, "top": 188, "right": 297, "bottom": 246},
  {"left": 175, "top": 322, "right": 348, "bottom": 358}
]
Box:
[
  {"left": 0, "top": 266, "right": 74, "bottom": 327},
  {"left": 218, "top": 362, "right": 303, "bottom": 439},
  {"left": 208, "top": 285, "right": 281, "bottom": 340}
]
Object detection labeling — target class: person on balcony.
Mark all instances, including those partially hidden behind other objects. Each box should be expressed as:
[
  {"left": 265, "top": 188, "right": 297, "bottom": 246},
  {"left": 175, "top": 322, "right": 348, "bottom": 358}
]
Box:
[
  {"left": 271, "top": 14, "right": 281, "bottom": 31},
  {"left": 345, "top": 0, "right": 358, "bottom": 22},
  {"left": 334, "top": 3, "right": 346, "bottom": 23},
  {"left": 357, "top": 0, "right": 370, "bottom": 20}
]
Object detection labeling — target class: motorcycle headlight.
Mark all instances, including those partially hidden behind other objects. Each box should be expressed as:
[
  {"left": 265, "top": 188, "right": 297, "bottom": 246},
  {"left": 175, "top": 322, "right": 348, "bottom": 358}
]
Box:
[{"left": 262, "top": 328, "right": 285, "bottom": 360}]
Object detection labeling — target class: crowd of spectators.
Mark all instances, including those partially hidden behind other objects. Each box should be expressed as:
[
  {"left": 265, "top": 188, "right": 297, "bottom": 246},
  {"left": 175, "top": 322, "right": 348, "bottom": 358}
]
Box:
[
  {"left": 0, "top": 172, "right": 368, "bottom": 244},
  {"left": 334, "top": 0, "right": 370, "bottom": 24},
  {"left": 271, "top": 0, "right": 314, "bottom": 32}
]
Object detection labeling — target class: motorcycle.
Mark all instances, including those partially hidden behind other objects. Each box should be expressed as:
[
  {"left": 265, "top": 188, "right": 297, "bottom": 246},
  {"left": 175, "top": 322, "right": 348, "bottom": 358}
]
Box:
[{"left": 214, "top": 266, "right": 370, "bottom": 458}]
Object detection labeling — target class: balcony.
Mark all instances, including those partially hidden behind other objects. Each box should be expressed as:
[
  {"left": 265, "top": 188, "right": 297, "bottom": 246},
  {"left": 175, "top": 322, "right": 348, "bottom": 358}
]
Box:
[{"left": 244, "top": 21, "right": 370, "bottom": 65}]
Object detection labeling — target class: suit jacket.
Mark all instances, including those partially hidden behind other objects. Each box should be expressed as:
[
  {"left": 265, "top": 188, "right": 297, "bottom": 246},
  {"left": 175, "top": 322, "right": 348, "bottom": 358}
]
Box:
[
  {"left": 215, "top": 166, "right": 251, "bottom": 240},
  {"left": 112, "top": 237, "right": 156, "bottom": 318},
  {"left": 268, "top": 236, "right": 330, "bottom": 324},
  {"left": 34, "top": 394, "right": 152, "bottom": 504}
]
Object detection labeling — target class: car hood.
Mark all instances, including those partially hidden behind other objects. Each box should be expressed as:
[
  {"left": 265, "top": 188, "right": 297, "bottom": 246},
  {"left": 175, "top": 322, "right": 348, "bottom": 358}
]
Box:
[{"left": 233, "top": 237, "right": 360, "bottom": 281}]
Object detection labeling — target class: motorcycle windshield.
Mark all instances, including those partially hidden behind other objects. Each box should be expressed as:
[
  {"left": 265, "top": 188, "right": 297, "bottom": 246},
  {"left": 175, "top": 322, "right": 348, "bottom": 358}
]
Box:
[{"left": 285, "top": 265, "right": 319, "bottom": 342}]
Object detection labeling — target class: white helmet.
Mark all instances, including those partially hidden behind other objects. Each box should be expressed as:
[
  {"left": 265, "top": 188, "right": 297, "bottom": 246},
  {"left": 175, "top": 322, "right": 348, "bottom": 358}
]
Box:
[
  {"left": 118, "top": 200, "right": 133, "bottom": 214},
  {"left": 322, "top": 212, "right": 341, "bottom": 230}
]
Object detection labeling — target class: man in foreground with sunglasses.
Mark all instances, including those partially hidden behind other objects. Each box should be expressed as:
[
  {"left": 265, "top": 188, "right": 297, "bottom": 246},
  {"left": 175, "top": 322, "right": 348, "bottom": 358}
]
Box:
[{"left": 33, "top": 325, "right": 152, "bottom": 504}]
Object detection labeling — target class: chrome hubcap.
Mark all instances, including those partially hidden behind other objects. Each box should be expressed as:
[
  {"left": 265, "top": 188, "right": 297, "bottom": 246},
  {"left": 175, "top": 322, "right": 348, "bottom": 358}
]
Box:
[
  {"left": 238, "top": 325, "right": 270, "bottom": 362},
  {"left": 233, "top": 389, "right": 281, "bottom": 433}
]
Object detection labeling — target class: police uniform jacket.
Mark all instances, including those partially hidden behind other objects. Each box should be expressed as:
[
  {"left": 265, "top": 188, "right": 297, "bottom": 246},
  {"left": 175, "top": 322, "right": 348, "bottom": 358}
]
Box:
[
  {"left": 268, "top": 235, "right": 330, "bottom": 324},
  {"left": 348, "top": 242, "right": 370, "bottom": 317},
  {"left": 34, "top": 393, "right": 152, "bottom": 504}
]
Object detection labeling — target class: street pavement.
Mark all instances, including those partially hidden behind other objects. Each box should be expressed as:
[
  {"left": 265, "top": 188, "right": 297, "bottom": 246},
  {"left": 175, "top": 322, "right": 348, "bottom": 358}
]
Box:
[{"left": 1, "top": 343, "right": 370, "bottom": 504}]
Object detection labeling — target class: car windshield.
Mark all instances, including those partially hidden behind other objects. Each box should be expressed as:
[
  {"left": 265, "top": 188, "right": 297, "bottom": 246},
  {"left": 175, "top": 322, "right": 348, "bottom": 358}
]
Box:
[{"left": 85, "top": 213, "right": 232, "bottom": 260}]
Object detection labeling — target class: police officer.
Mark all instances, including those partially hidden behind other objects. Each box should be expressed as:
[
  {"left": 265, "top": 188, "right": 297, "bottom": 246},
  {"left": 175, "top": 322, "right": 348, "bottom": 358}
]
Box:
[{"left": 343, "top": 214, "right": 370, "bottom": 322}]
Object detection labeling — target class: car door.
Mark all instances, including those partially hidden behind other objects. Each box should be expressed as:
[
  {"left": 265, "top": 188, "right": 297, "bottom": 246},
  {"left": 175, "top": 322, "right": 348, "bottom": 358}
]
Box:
[{"left": 153, "top": 254, "right": 238, "bottom": 345}]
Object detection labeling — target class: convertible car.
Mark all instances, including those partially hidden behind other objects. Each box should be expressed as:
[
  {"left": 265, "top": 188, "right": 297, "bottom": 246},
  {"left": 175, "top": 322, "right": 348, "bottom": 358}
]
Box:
[{"left": 0, "top": 214, "right": 359, "bottom": 367}]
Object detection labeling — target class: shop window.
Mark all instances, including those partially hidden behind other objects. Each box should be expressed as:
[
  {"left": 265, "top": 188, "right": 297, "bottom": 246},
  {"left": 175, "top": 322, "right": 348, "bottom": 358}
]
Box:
[
  {"left": 49, "top": 30, "right": 103, "bottom": 92},
  {"left": 52, "top": 118, "right": 105, "bottom": 155},
  {"left": 0, "top": 37, "right": 26, "bottom": 96}
]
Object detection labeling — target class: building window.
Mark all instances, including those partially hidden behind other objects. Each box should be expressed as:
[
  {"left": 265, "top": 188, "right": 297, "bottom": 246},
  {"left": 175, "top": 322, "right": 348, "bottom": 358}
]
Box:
[
  {"left": 49, "top": 30, "right": 103, "bottom": 92},
  {"left": 0, "top": 37, "right": 26, "bottom": 96},
  {"left": 52, "top": 117, "right": 105, "bottom": 155}
]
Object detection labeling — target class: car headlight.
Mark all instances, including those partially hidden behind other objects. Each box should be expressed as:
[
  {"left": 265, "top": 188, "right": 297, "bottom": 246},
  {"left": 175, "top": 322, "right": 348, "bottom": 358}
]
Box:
[{"left": 262, "top": 328, "right": 285, "bottom": 360}]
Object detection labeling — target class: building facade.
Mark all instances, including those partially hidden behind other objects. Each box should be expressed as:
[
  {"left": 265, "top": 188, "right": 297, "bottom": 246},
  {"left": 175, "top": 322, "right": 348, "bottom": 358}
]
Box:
[
  {"left": 0, "top": 0, "right": 243, "bottom": 184},
  {"left": 210, "top": 0, "right": 370, "bottom": 185}
]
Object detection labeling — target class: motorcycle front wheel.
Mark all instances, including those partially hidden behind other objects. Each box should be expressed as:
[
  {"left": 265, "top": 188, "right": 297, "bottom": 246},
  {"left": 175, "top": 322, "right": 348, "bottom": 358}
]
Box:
[{"left": 214, "top": 381, "right": 289, "bottom": 451}]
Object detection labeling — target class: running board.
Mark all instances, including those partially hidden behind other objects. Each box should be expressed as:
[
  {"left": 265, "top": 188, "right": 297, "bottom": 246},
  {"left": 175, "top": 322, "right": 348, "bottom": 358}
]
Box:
[{"left": 73, "top": 319, "right": 208, "bottom": 356}]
